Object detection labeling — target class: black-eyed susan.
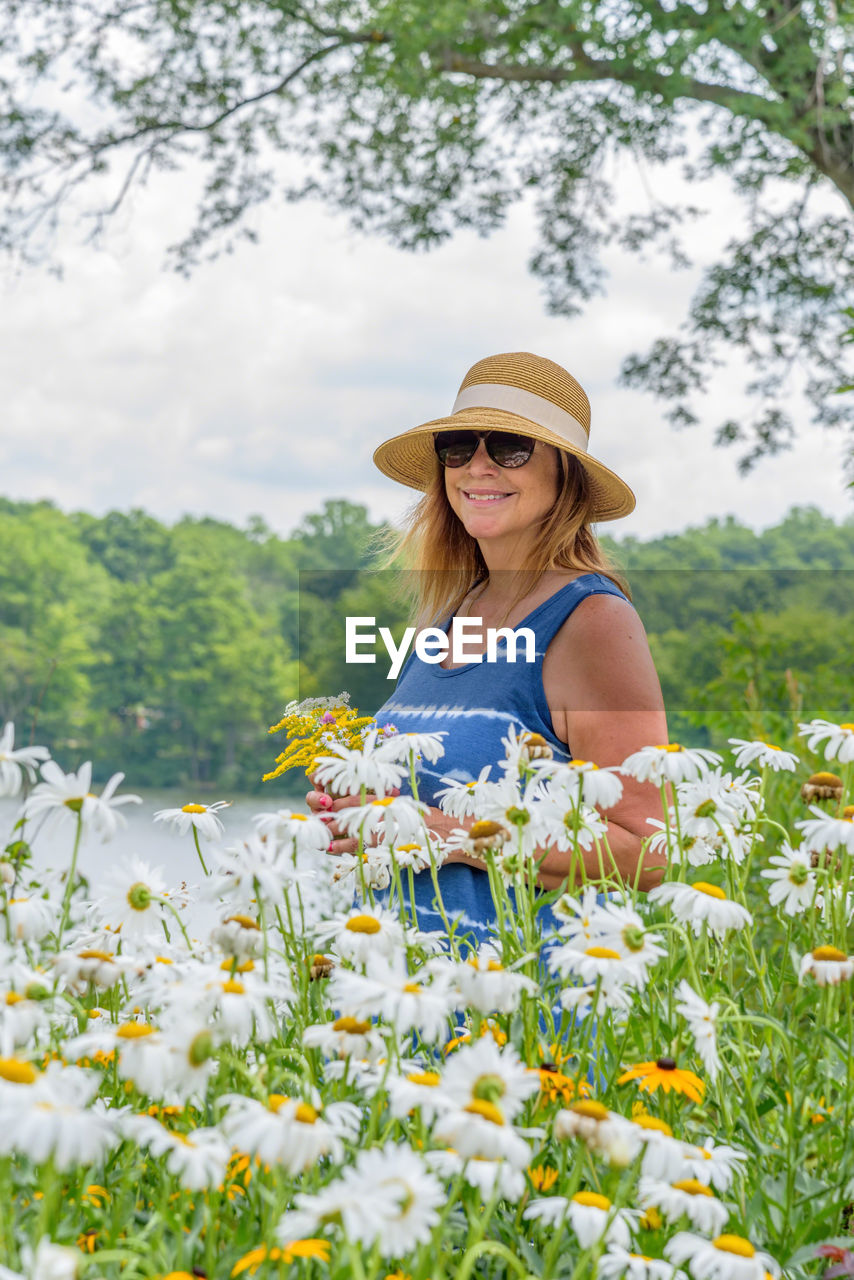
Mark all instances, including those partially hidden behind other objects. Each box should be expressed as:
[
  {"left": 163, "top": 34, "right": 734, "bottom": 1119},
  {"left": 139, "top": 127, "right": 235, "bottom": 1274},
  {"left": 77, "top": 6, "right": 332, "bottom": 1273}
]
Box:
[
  {"left": 231, "top": 1240, "right": 331, "bottom": 1276},
  {"left": 618, "top": 1056, "right": 705, "bottom": 1103}
]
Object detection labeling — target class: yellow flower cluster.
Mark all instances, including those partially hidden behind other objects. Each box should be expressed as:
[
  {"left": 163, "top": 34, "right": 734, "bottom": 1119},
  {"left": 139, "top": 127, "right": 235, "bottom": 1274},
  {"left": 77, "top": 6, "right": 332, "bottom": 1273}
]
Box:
[{"left": 264, "top": 695, "right": 375, "bottom": 782}]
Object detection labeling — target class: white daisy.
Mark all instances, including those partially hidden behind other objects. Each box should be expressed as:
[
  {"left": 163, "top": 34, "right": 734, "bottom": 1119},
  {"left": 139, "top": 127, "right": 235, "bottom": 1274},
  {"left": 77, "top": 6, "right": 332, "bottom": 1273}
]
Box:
[
  {"left": 303, "top": 1014, "right": 387, "bottom": 1063},
  {"left": 544, "top": 757, "right": 624, "bottom": 810},
  {"left": 452, "top": 943, "right": 538, "bottom": 1014},
  {"left": 221, "top": 1092, "right": 357, "bottom": 1173},
  {"left": 637, "top": 1177, "right": 729, "bottom": 1234},
  {"left": 677, "top": 1138, "right": 747, "bottom": 1192},
  {"left": 276, "top": 1143, "right": 443, "bottom": 1256},
  {"left": 548, "top": 941, "right": 646, "bottom": 990},
  {"left": 154, "top": 799, "right": 230, "bottom": 840},
  {"left": 674, "top": 980, "right": 721, "bottom": 1081},
  {"left": 441, "top": 1035, "right": 539, "bottom": 1122},
  {"left": 598, "top": 1246, "right": 685, "bottom": 1280},
  {"left": 312, "top": 729, "right": 408, "bottom": 798},
  {"left": 122, "top": 1114, "right": 230, "bottom": 1189},
  {"left": 0, "top": 1063, "right": 117, "bottom": 1170},
  {"left": 760, "top": 843, "right": 817, "bottom": 915},
  {"left": 798, "top": 718, "right": 854, "bottom": 764},
  {"left": 52, "top": 945, "right": 138, "bottom": 992},
  {"left": 560, "top": 981, "right": 634, "bottom": 1020},
  {"left": 554, "top": 1100, "right": 638, "bottom": 1164},
  {"left": 207, "top": 832, "right": 311, "bottom": 907},
  {"left": 330, "top": 846, "right": 393, "bottom": 891},
  {"left": 799, "top": 945, "right": 854, "bottom": 986},
  {"left": 665, "top": 1230, "right": 780, "bottom": 1280},
  {"left": 0, "top": 1238, "right": 82, "bottom": 1280},
  {"left": 432, "top": 1105, "right": 532, "bottom": 1166},
  {"left": 647, "top": 881, "right": 752, "bottom": 938},
  {"left": 329, "top": 957, "right": 454, "bottom": 1043},
  {"left": 314, "top": 904, "right": 406, "bottom": 967},
  {"left": 552, "top": 886, "right": 613, "bottom": 945},
  {"left": 0, "top": 723, "right": 49, "bottom": 798},
  {"left": 727, "top": 739, "right": 799, "bottom": 772},
  {"left": 97, "top": 856, "right": 170, "bottom": 940},
  {"left": 375, "top": 730, "right": 448, "bottom": 764},
  {"left": 436, "top": 767, "right": 497, "bottom": 820},
  {"left": 524, "top": 1192, "right": 637, "bottom": 1249},
  {"left": 425, "top": 1147, "right": 527, "bottom": 1201},
  {"left": 23, "top": 762, "right": 140, "bottom": 841},
  {"left": 336, "top": 793, "right": 428, "bottom": 847},
  {"left": 251, "top": 807, "right": 330, "bottom": 854},
  {"left": 386, "top": 1068, "right": 452, "bottom": 1122},
  {"left": 796, "top": 805, "right": 854, "bottom": 856},
  {"left": 210, "top": 914, "right": 263, "bottom": 960},
  {"left": 620, "top": 744, "right": 722, "bottom": 786},
  {"left": 5, "top": 895, "right": 56, "bottom": 943}
]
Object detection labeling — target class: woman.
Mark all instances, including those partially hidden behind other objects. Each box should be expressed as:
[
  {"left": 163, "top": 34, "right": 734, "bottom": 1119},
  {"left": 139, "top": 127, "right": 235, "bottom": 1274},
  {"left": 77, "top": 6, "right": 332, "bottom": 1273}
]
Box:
[{"left": 307, "top": 352, "right": 668, "bottom": 935}]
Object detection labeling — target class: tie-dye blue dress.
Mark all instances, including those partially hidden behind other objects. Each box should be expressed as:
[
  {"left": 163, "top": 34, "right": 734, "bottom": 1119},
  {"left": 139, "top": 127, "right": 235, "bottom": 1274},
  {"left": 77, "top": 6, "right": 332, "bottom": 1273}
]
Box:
[{"left": 373, "top": 573, "right": 629, "bottom": 945}]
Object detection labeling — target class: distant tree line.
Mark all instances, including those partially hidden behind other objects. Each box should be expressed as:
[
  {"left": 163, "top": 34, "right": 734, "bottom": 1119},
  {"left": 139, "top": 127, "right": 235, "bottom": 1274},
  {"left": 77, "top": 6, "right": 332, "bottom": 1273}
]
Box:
[{"left": 1, "top": 497, "right": 852, "bottom": 792}]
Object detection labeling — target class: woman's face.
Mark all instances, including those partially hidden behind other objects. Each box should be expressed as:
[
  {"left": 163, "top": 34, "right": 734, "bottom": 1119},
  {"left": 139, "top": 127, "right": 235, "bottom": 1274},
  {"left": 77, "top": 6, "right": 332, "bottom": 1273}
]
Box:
[{"left": 443, "top": 434, "right": 561, "bottom": 560}]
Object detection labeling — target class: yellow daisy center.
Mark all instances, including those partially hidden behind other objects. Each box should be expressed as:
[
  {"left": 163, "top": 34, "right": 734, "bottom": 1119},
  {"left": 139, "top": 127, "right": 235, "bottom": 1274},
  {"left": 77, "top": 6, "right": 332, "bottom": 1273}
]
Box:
[
  {"left": 116, "top": 1022, "right": 155, "bottom": 1038},
  {"left": 78, "top": 948, "right": 115, "bottom": 962},
  {"left": 221, "top": 980, "right": 245, "bottom": 995},
  {"left": 294, "top": 1102, "right": 318, "bottom": 1125},
  {"left": 672, "top": 1178, "right": 713, "bottom": 1197},
  {"left": 812, "top": 946, "right": 847, "bottom": 962},
  {"left": 712, "top": 1235, "right": 756, "bottom": 1258},
  {"left": 464, "top": 1099, "right": 504, "bottom": 1125},
  {"left": 572, "top": 1190, "right": 611, "bottom": 1210},
  {"left": 406, "top": 1071, "right": 441, "bottom": 1086},
  {"left": 0, "top": 1057, "right": 37, "bottom": 1084},
  {"left": 345, "top": 915, "right": 381, "bottom": 934},
  {"left": 693, "top": 881, "right": 726, "bottom": 899},
  {"left": 657, "top": 744, "right": 682, "bottom": 752},
  {"left": 569, "top": 1100, "right": 609, "bottom": 1121},
  {"left": 182, "top": 804, "right": 207, "bottom": 814},
  {"left": 633, "top": 1115, "right": 673, "bottom": 1136},
  {"left": 332, "top": 1016, "right": 371, "bottom": 1034},
  {"left": 585, "top": 946, "right": 622, "bottom": 960}
]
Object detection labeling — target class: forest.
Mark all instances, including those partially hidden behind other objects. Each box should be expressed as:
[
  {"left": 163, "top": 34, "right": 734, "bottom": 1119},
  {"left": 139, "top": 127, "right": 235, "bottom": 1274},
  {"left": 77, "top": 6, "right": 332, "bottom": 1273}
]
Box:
[{"left": 1, "top": 495, "right": 852, "bottom": 792}]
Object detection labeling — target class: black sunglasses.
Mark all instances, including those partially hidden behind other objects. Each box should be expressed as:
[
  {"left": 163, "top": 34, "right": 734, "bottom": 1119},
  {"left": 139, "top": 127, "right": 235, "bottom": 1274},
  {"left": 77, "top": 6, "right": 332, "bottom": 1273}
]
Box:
[{"left": 433, "top": 429, "right": 536, "bottom": 469}]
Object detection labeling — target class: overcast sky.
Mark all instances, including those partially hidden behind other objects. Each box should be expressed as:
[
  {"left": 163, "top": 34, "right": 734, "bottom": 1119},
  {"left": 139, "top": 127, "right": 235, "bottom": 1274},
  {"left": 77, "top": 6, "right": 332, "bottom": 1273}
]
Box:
[{"left": 1, "top": 146, "right": 851, "bottom": 544}]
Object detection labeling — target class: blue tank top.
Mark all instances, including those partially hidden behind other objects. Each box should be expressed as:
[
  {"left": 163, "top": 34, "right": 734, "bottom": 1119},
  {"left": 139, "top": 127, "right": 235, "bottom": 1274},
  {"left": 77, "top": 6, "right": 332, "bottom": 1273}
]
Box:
[{"left": 373, "top": 573, "right": 630, "bottom": 945}]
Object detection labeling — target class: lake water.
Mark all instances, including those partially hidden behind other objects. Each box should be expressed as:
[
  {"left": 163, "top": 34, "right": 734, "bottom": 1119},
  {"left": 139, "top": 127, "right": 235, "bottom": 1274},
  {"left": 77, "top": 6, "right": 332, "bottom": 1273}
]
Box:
[{"left": 0, "top": 784, "right": 312, "bottom": 936}]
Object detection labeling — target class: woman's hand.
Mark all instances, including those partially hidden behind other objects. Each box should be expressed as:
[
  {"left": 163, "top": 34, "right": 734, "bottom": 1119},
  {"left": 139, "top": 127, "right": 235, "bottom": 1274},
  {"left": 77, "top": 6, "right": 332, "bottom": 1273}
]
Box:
[{"left": 305, "top": 779, "right": 401, "bottom": 855}]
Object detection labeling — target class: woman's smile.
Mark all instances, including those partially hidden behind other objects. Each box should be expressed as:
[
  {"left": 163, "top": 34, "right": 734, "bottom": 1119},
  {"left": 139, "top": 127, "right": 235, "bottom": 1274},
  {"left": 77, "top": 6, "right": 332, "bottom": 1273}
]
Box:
[{"left": 446, "top": 437, "right": 560, "bottom": 564}]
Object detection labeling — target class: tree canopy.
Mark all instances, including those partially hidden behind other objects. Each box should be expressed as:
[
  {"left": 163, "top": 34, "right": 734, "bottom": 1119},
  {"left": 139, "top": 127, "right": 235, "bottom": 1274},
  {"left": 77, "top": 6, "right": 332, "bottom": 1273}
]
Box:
[
  {"left": 2, "top": 1, "right": 854, "bottom": 468},
  {"left": 1, "top": 495, "right": 853, "bottom": 790}
]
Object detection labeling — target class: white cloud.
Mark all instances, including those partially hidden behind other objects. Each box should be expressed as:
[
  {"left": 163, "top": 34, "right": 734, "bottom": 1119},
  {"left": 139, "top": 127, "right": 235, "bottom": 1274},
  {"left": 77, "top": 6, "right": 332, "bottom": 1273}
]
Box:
[{"left": 0, "top": 144, "right": 850, "bottom": 543}]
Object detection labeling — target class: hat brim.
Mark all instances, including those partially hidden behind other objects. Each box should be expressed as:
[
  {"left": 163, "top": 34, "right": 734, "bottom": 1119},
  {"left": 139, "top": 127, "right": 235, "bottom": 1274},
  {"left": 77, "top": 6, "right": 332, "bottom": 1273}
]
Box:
[{"left": 373, "top": 407, "right": 636, "bottom": 523}]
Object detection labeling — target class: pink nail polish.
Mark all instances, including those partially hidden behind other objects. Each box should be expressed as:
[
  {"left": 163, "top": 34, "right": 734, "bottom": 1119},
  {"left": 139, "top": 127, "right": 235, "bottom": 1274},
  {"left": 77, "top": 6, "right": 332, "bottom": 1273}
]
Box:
[{"left": 317, "top": 794, "right": 333, "bottom": 810}]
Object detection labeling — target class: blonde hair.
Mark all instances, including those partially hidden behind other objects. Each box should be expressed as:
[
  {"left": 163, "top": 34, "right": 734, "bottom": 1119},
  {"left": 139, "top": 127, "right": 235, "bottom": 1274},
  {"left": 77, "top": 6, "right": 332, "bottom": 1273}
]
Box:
[{"left": 378, "top": 448, "right": 628, "bottom": 628}]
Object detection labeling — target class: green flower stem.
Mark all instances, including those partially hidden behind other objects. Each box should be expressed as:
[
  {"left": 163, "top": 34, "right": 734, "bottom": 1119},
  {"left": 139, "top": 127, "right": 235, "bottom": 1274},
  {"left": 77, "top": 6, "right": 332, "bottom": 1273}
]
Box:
[
  {"left": 192, "top": 826, "right": 209, "bottom": 876},
  {"left": 56, "top": 812, "right": 84, "bottom": 942},
  {"left": 456, "top": 1241, "right": 531, "bottom": 1280}
]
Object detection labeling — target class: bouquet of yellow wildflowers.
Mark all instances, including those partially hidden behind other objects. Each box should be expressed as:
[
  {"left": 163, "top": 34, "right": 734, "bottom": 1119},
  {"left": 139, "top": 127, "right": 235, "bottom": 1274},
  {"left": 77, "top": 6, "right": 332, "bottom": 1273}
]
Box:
[{"left": 263, "top": 693, "right": 376, "bottom": 783}]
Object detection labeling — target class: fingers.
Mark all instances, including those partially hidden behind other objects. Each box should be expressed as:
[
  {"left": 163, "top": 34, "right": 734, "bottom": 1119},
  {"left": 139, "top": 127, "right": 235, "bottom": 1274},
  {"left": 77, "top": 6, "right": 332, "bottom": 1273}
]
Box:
[{"left": 325, "top": 836, "right": 358, "bottom": 856}]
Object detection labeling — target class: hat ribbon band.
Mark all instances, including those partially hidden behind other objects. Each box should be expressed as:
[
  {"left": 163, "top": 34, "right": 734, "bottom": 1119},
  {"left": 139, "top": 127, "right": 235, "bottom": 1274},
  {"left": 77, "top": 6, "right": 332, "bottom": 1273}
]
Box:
[{"left": 450, "top": 383, "right": 589, "bottom": 452}]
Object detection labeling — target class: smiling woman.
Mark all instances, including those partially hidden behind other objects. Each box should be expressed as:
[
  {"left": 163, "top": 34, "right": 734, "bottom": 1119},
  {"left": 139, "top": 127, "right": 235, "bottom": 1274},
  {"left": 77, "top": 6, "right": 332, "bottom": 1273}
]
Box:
[{"left": 307, "top": 351, "right": 669, "bottom": 943}]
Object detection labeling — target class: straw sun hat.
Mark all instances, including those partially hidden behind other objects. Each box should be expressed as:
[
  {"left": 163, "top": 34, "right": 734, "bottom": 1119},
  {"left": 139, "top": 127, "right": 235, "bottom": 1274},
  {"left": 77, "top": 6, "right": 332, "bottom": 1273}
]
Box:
[{"left": 373, "top": 351, "right": 635, "bottom": 522}]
